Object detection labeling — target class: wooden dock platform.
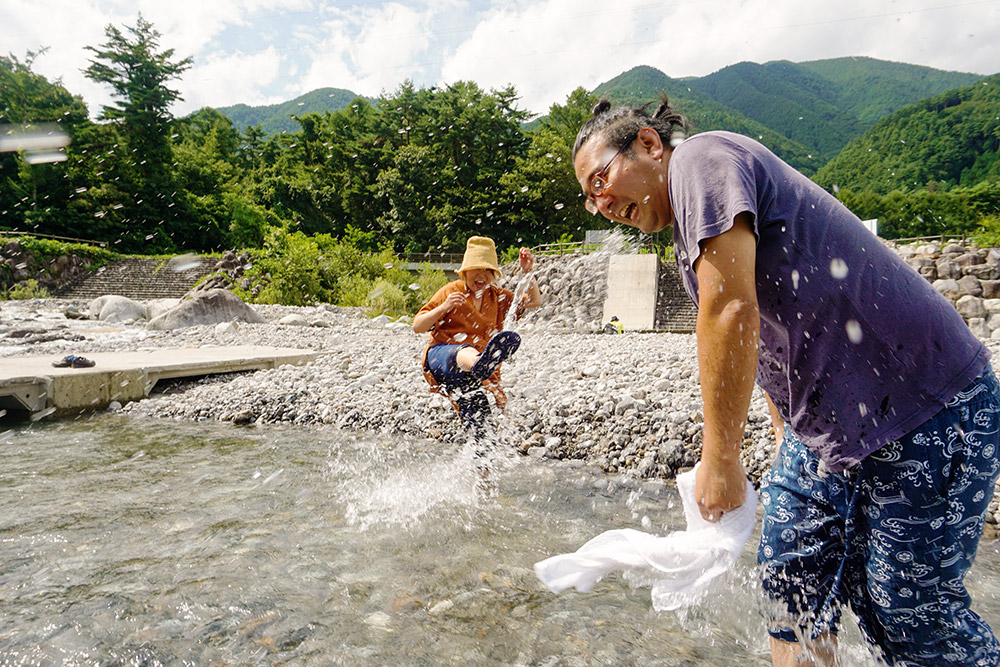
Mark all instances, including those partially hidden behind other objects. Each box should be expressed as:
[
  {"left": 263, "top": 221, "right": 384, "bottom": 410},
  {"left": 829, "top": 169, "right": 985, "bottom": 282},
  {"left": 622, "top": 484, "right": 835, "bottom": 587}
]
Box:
[{"left": 0, "top": 346, "right": 316, "bottom": 420}]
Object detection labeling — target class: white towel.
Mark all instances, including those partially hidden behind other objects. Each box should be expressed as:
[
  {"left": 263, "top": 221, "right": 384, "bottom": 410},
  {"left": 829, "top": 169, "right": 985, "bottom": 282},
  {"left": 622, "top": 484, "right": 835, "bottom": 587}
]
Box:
[{"left": 533, "top": 464, "right": 758, "bottom": 611}]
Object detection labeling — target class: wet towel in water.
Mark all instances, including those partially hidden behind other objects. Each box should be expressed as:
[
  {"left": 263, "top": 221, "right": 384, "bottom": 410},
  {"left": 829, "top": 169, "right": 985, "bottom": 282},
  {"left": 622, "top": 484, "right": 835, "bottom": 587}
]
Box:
[{"left": 533, "top": 465, "right": 758, "bottom": 611}]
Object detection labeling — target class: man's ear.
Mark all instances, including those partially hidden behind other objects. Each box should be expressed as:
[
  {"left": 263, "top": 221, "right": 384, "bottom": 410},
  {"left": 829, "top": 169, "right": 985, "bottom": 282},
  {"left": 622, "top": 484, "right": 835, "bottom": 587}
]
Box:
[{"left": 637, "top": 126, "right": 665, "bottom": 160}]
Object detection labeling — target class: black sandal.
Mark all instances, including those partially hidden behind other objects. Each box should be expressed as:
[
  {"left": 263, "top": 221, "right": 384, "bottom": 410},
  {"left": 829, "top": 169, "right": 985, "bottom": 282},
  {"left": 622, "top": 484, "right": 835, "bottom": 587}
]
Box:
[
  {"left": 470, "top": 331, "right": 521, "bottom": 381},
  {"left": 52, "top": 355, "right": 95, "bottom": 368}
]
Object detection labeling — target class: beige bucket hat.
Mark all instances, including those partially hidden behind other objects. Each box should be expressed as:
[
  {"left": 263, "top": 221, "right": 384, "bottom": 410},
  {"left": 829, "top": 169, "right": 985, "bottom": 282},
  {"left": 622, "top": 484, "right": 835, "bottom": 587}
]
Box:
[{"left": 458, "top": 236, "right": 501, "bottom": 277}]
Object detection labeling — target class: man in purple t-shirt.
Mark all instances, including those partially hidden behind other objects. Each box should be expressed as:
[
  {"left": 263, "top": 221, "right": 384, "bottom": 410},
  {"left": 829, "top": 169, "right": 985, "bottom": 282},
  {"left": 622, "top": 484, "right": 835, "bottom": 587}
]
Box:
[{"left": 572, "top": 97, "right": 1000, "bottom": 667}]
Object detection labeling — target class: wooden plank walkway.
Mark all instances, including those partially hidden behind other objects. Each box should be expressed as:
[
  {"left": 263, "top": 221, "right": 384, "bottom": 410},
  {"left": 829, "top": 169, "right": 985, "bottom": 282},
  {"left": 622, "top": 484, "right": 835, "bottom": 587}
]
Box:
[{"left": 0, "top": 345, "right": 316, "bottom": 420}]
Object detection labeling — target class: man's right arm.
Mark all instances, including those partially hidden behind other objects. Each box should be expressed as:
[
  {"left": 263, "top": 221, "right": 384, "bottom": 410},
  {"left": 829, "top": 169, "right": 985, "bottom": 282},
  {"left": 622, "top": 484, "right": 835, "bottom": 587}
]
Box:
[{"left": 693, "top": 213, "right": 760, "bottom": 521}]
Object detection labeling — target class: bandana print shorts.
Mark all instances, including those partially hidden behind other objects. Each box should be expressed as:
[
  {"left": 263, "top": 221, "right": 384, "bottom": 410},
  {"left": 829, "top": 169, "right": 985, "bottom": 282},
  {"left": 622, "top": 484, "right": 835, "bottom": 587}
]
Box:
[{"left": 759, "top": 366, "right": 1000, "bottom": 666}]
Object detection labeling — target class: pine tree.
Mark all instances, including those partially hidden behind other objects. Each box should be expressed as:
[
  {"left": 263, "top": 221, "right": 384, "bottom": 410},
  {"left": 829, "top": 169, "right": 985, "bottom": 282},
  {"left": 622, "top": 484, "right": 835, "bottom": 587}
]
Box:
[{"left": 83, "top": 14, "right": 192, "bottom": 251}]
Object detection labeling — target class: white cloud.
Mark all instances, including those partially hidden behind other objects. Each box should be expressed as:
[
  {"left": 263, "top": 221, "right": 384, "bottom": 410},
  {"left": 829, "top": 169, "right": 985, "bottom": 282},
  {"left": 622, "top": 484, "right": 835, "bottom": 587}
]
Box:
[
  {"left": 436, "top": 0, "right": 1000, "bottom": 115},
  {"left": 299, "top": 2, "right": 444, "bottom": 98},
  {"left": 441, "top": 0, "right": 647, "bottom": 114},
  {"left": 178, "top": 47, "right": 285, "bottom": 114},
  {"left": 2, "top": 0, "right": 997, "bottom": 120}
]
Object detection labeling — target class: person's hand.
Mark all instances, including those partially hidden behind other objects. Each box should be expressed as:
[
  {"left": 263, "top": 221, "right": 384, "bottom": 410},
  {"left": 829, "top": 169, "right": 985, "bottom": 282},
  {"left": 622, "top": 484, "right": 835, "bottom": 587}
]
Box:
[
  {"left": 695, "top": 457, "right": 747, "bottom": 523},
  {"left": 442, "top": 290, "right": 466, "bottom": 313},
  {"left": 518, "top": 247, "right": 534, "bottom": 274}
]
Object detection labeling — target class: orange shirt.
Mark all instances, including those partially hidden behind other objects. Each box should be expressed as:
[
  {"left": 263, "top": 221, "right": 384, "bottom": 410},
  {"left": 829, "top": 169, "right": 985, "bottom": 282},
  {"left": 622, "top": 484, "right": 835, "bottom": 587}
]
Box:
[{"left": 418, "top": 279, "right": 518, "bottom": 409}]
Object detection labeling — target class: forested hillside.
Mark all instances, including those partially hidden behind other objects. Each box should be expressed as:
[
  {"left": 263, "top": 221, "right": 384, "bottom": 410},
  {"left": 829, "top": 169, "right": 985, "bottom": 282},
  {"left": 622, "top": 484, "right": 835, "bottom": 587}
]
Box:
[
  {"left": 814, "top": 73, "right": 1000, "bottom": 193},
  {"left": 594, "top": 59, "right": 983, "bottom": 170},
  {"left": 592, "top": 65, "right": 822, "bottom": 173},
  {"left": 0, "top": 26, "right": 598, "bottom": 256},
  {"left": 217, "top": 88, "right": 365, "bottom": 135},
  {"left": 797, "top": 57, "right": 983, "bottom": 123},
  {"left": 2, "top": 16, "right": 998, "bottom": 269}
]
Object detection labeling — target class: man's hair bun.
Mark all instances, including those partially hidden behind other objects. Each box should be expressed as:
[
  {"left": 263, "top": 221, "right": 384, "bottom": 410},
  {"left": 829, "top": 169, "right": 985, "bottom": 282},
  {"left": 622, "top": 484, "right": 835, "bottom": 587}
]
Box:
[{"left": 592, "top": 99, "right": 612, "bottom": 116}]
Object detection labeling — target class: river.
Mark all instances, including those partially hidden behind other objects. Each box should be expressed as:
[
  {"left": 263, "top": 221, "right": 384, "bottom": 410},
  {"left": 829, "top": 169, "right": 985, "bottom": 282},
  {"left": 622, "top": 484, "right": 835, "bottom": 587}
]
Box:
[{"left": 4, "top": 415, "right": 1000, "bottom": 665}]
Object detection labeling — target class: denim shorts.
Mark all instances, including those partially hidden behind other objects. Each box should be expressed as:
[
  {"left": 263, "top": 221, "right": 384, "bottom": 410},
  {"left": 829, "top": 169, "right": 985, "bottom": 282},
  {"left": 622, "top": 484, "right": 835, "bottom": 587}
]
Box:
[
  {"left": 759, "top": 366, "right": 1000, "bottom": 666},
  {"left": 425, "top": 343, "right": 473, "bottom": 392}
]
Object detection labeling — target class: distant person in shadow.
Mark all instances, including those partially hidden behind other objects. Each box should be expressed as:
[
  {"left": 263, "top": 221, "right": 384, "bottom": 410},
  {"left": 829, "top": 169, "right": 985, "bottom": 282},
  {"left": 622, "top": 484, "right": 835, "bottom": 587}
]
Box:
[
  {"left": 413, "top": 236, "right": 541, "bottom": 440},
  {"left": 572, "top": 95, "right": 1000, "bottom": 666}
]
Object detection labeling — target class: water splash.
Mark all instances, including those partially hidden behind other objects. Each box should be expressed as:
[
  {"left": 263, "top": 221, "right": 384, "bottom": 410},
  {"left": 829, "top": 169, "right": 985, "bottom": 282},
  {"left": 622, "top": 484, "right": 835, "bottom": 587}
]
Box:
[
  {"left": 502, "top": 271, "right": 534, "bottom": 331},
  {"left": 329, "top": 436, "right": 499, "bottom": 530}
]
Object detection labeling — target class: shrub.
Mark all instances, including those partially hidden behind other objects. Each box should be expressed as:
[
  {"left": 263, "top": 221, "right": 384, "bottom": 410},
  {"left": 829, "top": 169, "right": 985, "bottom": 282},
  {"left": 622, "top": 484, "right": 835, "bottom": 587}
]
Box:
[
  {"left": 972, "top": 215, "right": 1000, "bottom": 249},
  {"left": 410, "top": 262, "right": 449, "bottom": 310},
  {"left": 365, "top": 278, "right": 409, "bottom": 316},
  {"left": 250, "top": 227, "right": 326, "bottom": 305},
  {"left": 336, "top": 273, "right": 374, "bottom": 308},
  {"left": 5, "top": 279, "right": 52, "bottom": 300}
]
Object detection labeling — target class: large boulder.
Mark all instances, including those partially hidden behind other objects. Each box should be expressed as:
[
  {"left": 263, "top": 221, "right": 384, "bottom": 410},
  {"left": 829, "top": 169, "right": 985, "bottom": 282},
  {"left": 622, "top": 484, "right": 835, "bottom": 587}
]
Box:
[
  {"left": 87, "top": 295, "right": 147, "bottom": 323},
  {"left": 145, "top": 298, "right": 181, "bottom": 320},
  {"left": 146, "top": 289, "right": 265, "bottom": 331}
]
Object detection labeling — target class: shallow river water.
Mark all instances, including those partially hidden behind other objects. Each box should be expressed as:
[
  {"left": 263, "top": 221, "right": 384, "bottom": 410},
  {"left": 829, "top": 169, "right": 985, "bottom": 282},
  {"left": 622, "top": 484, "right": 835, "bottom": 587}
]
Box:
[{"left": 5, "top": 416, "right": 1000, "bottom": 666}]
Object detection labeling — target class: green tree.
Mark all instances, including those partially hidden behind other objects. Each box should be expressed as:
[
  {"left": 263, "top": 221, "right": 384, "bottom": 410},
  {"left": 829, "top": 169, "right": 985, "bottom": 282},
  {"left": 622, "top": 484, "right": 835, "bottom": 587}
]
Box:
[
  {"left": 83, "top": 15, "right": 193, "bottom": 251},
  {"left": 499, "top": 87, "right": 601, "bottom": 245},
  {"left": 0, "top": 51, "right": 91, "bottom": 234}
]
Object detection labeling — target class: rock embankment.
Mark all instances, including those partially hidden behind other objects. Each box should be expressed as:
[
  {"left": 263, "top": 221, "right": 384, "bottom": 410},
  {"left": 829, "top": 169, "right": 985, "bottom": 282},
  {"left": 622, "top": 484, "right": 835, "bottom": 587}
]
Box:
[
  {"left": 2, "top": 239, "right": 91, "bottom": 293},
  {"left": 894, "top": 239, "right": 1000, "bottom": 337}
]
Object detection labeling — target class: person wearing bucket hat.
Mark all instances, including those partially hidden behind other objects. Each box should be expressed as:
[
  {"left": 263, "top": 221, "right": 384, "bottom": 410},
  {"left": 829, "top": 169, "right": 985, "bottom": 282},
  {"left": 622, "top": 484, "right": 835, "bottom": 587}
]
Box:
[{"left": 413, "top": 236, "right": 541, "bottom": 437}]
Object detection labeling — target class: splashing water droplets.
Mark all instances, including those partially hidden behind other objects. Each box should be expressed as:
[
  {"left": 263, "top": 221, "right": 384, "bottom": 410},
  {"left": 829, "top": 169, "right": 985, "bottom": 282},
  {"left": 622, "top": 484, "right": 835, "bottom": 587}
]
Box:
[
  {"left": 846, "top": 320, "right": 863, "bottom": 344},
  {"left": 829, "top": 258, "right": 849, "bottom": 280}
]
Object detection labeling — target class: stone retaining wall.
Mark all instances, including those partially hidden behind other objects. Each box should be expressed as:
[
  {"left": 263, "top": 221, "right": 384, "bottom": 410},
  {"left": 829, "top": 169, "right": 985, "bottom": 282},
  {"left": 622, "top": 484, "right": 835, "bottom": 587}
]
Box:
[
  {"left": 892, "top": 239, "right": 1000, "bottom": 337},
  {"left": 2, "top": 239, "right": 91, "bottom": 293}
]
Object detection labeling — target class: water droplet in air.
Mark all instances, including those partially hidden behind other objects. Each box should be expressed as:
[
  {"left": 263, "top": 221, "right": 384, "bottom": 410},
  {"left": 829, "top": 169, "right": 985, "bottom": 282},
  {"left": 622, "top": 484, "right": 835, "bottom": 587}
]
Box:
[
  {"left": 846, "top": 320, "right": 863, "bottom": 344},
  {"left": 830, "top": 258, "right": 848, "bottom": 279}
]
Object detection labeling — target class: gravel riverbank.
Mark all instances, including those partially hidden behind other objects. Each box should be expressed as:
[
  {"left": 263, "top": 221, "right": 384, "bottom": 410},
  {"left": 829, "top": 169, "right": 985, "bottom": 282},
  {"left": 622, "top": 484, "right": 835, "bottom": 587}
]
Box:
[{"left": 5, "top": 296, "right": 1000, "bottom": 532}]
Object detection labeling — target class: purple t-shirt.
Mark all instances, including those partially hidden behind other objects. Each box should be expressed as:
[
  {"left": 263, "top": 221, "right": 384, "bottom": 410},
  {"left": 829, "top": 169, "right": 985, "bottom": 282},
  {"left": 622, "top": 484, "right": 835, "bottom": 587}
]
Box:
[{"left": 670, "top": 131, "right": 989, "bottom": 470}]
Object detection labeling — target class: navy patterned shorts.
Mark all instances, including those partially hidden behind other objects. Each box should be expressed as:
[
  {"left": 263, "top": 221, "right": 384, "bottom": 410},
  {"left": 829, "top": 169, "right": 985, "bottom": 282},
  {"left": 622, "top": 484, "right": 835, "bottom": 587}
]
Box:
[{"left": 759, "top": 366, "right": 1000, "bottom": 666}]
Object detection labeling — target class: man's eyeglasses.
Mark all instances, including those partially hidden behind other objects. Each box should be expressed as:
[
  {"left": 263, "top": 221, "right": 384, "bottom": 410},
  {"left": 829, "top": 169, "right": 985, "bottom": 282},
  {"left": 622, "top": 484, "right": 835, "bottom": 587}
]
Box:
[{"left": 584, "top": 141, "right": 630, "bottom": 215}]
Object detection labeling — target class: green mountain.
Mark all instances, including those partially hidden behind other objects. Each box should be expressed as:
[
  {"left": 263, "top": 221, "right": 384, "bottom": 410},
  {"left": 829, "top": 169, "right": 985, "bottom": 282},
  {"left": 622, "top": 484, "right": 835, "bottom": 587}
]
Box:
[
  {"left": 797, "top": 57, "right": 983, "bottom": 124},
  {"left": 216, "top": 87, "right": 368, "bottom": 134},
  {"left": 592, "top": 65, "right": 823, "bottom": 173},
  {"left": 684, "top": 60, "right": 868, "bottom": 160},
  {"left": 813, "top": 73, "right": 1000, "bottom": 193},
  {"left": 686, "top": 58, "right": 981, "bottom": 161},
  {"left": 214, "top": 57, "right": 990, "bottom": 179}
]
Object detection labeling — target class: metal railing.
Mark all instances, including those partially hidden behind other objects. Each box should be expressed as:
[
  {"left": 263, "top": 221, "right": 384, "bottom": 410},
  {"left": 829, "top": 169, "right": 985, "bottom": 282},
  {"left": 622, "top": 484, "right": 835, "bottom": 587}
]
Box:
[
  {"left": 887, "top": 233, "right": 968, "bottom": 245},
  {"left": 532, "top": 241, "right": 606, "bottom": 255},
  {"left": 400, "top": 253, "right": 464, "bottom": 264}
]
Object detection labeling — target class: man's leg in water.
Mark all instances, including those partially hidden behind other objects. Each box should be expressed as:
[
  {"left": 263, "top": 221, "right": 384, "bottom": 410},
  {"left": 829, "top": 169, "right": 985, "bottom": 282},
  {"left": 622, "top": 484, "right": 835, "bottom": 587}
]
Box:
[
  {"left": 770, "top": 635, "right": 837, "bottom": 667},
  {"left": 761, "top": 369, "right": 1000, "bottom": 667},
  {"left": 759, "top": 432, "right": 850, "bottom": 667}
]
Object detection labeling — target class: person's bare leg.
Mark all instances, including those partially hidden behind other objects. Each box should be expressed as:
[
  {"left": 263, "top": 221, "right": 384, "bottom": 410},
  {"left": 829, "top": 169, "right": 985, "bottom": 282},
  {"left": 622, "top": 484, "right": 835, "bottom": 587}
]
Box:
[
  {"left": 455, "top": 347, "right": 479, "bottom": 372},
  {"left": 771, "top": 635, "right": 837, "bottom": 667}
]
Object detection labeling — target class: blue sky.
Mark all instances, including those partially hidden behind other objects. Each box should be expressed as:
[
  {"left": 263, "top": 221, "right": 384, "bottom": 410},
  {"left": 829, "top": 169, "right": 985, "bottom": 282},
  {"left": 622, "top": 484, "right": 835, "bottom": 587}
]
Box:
[{"left": 4, "top": 0, "right": 999, "bottom": 120}]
